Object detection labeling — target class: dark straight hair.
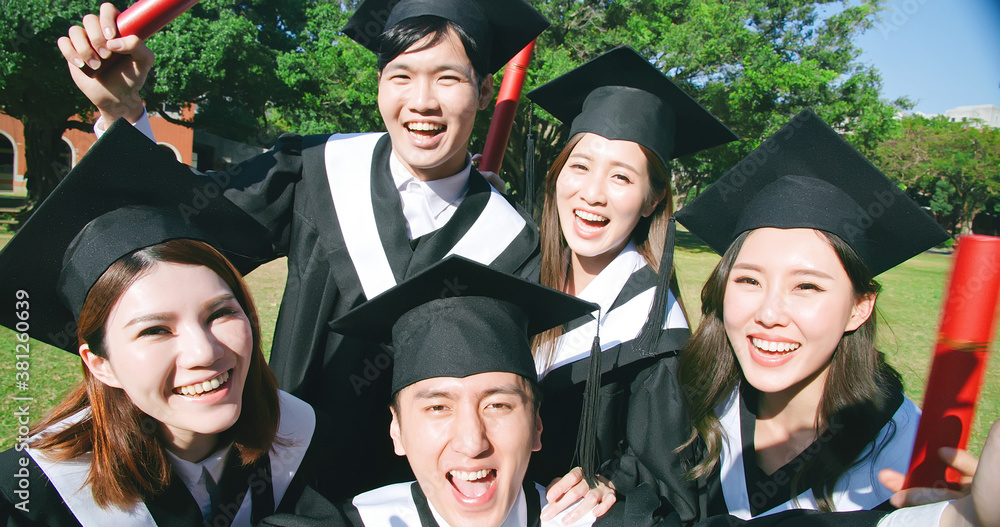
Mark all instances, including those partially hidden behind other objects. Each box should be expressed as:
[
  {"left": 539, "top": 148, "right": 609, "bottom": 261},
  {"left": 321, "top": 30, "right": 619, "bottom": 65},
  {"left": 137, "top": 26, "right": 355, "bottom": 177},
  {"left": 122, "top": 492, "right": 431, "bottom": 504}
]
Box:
[{"left": 377, "top": 15, "right": 489, "bottom": 85}]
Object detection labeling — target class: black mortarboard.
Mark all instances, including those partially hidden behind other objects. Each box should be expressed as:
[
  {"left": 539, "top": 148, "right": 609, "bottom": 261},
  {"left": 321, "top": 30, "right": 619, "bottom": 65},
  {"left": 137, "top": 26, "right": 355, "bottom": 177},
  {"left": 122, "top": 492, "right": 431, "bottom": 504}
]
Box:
[
  {"left": 342, "top": 0, "right": 549, "bottom": 74},
  {"left": 675, "top": 108, "right": 950, "bottom": 274},
  {"left": 0, "top": 119, "right": 269, "bottom": 352},
  {"left": 527, "top": 46, "right": 738, "bottom": 165},
  {"left": 330, "top": 255, "right": 596, "bottom": 395}
]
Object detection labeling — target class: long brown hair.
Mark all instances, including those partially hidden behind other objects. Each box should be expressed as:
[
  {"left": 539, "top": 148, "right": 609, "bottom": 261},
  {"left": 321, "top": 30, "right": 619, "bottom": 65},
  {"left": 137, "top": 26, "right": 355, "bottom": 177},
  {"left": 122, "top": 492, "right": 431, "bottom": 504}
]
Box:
[
  {"left": 533, "top": 132, "right": 672, "bottom": 370},
  {"left": 30, "top": 239, "right": 280, "bottom": 510},
  {"left": 679, "top": 230, "right": 901, "bottom": 511}
]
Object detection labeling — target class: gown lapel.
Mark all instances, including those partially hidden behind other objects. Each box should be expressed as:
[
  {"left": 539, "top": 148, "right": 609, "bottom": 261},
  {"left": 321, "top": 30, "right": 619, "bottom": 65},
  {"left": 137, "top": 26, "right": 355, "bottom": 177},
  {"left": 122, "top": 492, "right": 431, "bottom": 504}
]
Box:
[{"left": 369, "top": 135, "right": 413, "bottom": 284}]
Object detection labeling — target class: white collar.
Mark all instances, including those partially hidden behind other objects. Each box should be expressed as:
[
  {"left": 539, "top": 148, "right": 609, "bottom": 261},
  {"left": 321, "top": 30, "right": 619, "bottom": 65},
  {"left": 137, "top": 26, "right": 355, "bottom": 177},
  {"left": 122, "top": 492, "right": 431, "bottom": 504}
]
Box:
[
  {"left": 390, "top": 150, "right": 472, "bottom": 218},
  {"left": 164, "top": 444, "right": 230, "bottom": 491},
  {"left": 574, "top": 241, "right": 647, "bottom": 321}
]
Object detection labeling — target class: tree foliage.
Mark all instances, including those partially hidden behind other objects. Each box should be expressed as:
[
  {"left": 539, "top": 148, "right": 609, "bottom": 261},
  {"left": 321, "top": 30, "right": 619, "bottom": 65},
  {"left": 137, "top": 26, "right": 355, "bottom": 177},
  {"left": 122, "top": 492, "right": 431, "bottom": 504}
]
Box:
[{"left": 876, "top": 115, "right": 1000, "bottom": 235}]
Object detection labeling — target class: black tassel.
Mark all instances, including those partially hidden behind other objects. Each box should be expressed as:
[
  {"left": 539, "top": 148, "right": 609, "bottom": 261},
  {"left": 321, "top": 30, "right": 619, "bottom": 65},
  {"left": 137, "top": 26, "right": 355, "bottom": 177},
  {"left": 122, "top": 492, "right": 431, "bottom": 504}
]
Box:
[
  {"left": 524, "top": 103, "right": 536, "bottom": 215},
  {"left": 574, "top": 312, "right": 603, "bottom": 488},
  {"left": 635, "top": 216, "right": 678, "bottom": 355}
]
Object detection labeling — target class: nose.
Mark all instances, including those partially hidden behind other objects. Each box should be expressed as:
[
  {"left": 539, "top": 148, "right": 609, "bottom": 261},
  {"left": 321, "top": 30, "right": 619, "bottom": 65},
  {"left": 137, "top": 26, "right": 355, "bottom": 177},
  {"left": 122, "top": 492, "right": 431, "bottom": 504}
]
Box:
[
  {"left": 578, "top": 173, "right": 606, "bottom": 206},
  {"left": 409, "top": 77, "right": 440, "bottom": 114},
  {"left": 450, "top": 406, "right": 491, "bottom": 458},
  {"left": 176, "top": 321, "right": 224, "bottom": 369},
  {"left": 755, "top": 287, "right": 790, "bottom": 328}
]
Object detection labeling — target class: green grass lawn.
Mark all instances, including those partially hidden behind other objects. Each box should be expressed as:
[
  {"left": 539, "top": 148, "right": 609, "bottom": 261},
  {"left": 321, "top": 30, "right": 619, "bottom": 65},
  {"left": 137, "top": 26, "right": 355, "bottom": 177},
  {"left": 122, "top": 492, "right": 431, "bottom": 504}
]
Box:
[{"left": 1, "top": 232, "right": 998, "bottom": 458}]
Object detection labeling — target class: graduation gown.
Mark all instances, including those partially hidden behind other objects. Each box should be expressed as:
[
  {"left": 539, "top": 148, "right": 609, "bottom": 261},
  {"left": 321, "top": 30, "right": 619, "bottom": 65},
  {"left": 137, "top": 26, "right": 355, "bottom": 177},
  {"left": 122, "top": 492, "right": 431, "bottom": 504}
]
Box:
[
  {"left": 531, "top": 243, "right": 690, "bottom": 484},
  {"left": 704, "top": 386, "right": 919, "bottom": 519},
  {"left": 0, "top": 391, "right": 327, "bottom": 527},
  {"left": 609, "top": 377, "right": 919, "bottom": 523},
  {"left": 211, "top": 132, "right": 540, "bottom": 497}
]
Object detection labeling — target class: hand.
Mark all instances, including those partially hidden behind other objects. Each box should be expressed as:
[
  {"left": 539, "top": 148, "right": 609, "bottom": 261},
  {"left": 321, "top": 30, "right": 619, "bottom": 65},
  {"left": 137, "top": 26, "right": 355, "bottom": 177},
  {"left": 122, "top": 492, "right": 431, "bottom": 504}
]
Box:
[
  {"left": 471, "top": 153, "right": 507, "bottom": 193},
  {"left": 56, "top": 2, "right": 152, "bottom": 124},
  {"left": 879, "top": 446, "right": 979, "bottom": 507},
  {"left": 940, "top": 420, "right": 1000, "bottom": 527},
  {"left": 540, "top": 466, "right": 617, "bottom": 525}
]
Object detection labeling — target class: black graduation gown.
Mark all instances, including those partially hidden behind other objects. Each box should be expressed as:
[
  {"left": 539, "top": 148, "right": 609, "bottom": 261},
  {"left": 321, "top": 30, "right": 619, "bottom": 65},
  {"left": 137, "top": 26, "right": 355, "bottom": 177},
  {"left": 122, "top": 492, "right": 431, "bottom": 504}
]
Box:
[
  {"left": 0, "top": 392, "right": 330, "bottom": 527},
  {"left": 209, "top": 132, "right": 540, "bottom": 497},
  {"left": 608, "top": 376, "right": 919, "bottom": 523},
  {"left": 530, "top": 245, "right": 690, "bottom": 485}
]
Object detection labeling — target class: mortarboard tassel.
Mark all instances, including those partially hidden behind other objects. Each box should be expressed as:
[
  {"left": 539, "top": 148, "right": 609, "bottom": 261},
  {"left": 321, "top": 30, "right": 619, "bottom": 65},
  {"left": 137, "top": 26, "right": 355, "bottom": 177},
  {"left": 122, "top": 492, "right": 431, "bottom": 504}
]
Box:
[
  {"left": 635, "top": 216, "right": 678, "bottom": 355},
  {"left": 575, "top": 309, "right": 603, "bottom": 488}
]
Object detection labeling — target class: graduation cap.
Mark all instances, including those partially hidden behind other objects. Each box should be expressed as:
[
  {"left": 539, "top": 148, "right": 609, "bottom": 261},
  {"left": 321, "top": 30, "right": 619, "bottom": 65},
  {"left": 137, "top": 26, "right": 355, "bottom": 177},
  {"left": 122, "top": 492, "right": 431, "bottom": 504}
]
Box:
[
  {"left": 330, "top": 255, "right": 597, "bottom": 395},
  {"left": 0, "top": 119, "right": 269, "bottom": 352},
  {"left": 527, "top": 45, "right": 738, "bottom": 164},
  {"left": 342, "top": 0, "right": 549, "bottom": 74},
  {"left": 675, "top": 108, "right": 950, "bottom": 274}
]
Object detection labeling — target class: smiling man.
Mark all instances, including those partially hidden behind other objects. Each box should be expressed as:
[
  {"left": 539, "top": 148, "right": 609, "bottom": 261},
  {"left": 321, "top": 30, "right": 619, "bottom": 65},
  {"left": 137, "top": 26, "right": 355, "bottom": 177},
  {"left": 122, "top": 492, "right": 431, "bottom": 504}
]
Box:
[
  {"left": 256, "top": 256, "right": 601, "bottom": 526},
  {"left": 58, "top": 0, "right": 548, "bottom": 498},
  {"left": 325, "top": 256, "right": 597, "bottom": 526}
]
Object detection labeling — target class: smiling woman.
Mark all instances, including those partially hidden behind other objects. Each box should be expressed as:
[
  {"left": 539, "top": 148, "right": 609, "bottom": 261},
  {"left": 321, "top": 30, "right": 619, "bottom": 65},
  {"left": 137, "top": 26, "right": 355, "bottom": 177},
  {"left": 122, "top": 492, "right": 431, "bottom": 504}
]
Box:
[
  {"left": 624, "top": 108, "right": 952, "bottom": 521},
  {"left": 0, "top": 126, "right": 332, "bottom": 526}
]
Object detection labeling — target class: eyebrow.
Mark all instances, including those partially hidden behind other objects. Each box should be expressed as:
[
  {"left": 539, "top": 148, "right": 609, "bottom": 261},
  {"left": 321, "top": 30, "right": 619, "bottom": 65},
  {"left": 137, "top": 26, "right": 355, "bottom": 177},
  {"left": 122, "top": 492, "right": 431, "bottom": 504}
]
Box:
[
  {"left": 383, "top": 62, "right": 472, "bottom": 77},
  {"left": 123, "top": 293, "right": 237, "bottom": 328},
  {"left": 732, "top": 263, "right": 835, "bottom": 280},
  {"left": 411, "top": 383, "right": 528, "bottom": 402}
]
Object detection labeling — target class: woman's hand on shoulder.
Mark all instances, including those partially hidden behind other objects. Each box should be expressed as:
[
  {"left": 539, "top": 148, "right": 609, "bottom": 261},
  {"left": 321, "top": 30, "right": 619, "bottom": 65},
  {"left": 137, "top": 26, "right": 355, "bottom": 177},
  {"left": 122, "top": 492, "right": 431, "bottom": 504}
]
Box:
[{"left": 540, "top": 466, "right": 617, "bottom": 524}]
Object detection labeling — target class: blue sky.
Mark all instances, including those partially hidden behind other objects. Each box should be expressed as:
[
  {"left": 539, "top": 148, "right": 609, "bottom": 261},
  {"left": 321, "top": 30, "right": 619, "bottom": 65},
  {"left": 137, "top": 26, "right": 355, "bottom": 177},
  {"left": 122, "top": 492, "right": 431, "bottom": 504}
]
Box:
[{"left": 852, "top": 0, "right": 1000, "bottom": 115}]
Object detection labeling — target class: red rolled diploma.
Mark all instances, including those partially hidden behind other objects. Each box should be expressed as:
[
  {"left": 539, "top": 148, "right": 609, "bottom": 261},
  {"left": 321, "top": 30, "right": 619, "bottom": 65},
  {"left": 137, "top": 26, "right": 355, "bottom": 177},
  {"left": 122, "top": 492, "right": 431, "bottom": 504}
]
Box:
[
  {"left": 479, "top": 40, "right": 537, "bottom": 175},
  {"left": 904, "top": 234, "right": 1000, "bottom": 489},
  {"left": 116, "top": 0, "right": 201, "bottom": 40},
  {"left": 89, "top": 0, "right": 199, "bottom": 74}
]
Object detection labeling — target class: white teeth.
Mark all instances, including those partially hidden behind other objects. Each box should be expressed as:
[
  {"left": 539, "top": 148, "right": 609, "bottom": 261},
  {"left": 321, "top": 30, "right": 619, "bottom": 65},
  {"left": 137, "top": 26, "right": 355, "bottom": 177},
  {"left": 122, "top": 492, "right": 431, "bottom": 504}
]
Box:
[
  {"left": 752, "top": 338, "right": 800, "bottom": 354},
  {"left": 407, "top": 122, "right": 443, "bottom": 132},
  {"left": 177, "top": 370, "right": 230, "bottom": 396},
  {"left": 449, "top": 469, "right": 491, "bottom": 481},
  {"left": 575, "top": 210, "right": 608, "bottom": 222}
]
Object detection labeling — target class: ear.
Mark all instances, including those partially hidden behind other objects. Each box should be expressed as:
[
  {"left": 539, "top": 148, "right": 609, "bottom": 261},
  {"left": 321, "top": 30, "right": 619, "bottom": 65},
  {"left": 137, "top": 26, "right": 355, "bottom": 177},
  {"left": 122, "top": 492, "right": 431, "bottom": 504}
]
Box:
[
  {"left": 389, "top": 407, "right": 407, "bottom": 457},
  {"left": 531, "top": 411, "right": 543, "bottom": 453},
  {"left": 641, "top": 188, "right": 668, "bottom": 218},
  {"left": 80, "top": 344, "right": 123, "bottom": 389},
  {"left": 845, "top": 292, "right": 876, "bottom": 332},
  {"left": 478, "top": 76, "right": 494, "bottom": 110}
]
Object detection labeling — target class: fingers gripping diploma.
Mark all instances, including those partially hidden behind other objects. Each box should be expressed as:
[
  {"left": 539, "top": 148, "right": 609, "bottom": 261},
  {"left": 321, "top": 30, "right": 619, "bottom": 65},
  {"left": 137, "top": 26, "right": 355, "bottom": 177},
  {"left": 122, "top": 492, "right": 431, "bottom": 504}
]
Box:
[
  {"left": 541, "top": 467, "right": 617, "bottom": 525},
  {"left": 56, "top": 2, "right": 151, "bottom": 124},
  {"left": 879, "top": 446, "right": 979, "bottom": 508}
]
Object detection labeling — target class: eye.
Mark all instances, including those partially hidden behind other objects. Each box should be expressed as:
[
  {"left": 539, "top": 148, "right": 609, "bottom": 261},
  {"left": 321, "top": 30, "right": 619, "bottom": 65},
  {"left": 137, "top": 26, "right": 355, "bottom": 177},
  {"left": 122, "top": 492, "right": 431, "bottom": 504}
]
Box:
[
  {"left": 485, "top": 401, "right": 515, "bottom": 412},
  {"left": 138, "top": 325, "right": 171, "bottom": 338},
  {"left": 426, "top": 404, "right": 450, "bottom": 413},
  {"left": 568, "top": 163, "right": 588, "bottom": 172},
  {"left": 795, "top": 282, "right": 825, "bottom": 292},
  {"left": 734, "top": 275, "right": 760, "bottom": 286},
  {"left": 611, "top": 173, "right": 632, "bottom": 184},
  {"left": 208, "top": 306, "right": 241, "bottom": 323}
]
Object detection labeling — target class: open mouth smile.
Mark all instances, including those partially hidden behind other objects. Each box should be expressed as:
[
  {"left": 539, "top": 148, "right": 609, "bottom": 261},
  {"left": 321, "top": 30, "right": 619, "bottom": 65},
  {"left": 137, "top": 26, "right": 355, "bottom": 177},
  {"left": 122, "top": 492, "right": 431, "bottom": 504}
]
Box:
[
  {"left": 174, "top": 370, "right": 231, "bottom": 397},
  {"left": 574, "top": 209, "right": 610, "bottom": 232},
  {"left": 406, "top": 121, "right": 445, "bottom": 138},
  {"left": 447, "top": 468, "right": 498, "bottom": 502},
  {"left": 751, "top": 337, "right": 801, "bottom": 355}
]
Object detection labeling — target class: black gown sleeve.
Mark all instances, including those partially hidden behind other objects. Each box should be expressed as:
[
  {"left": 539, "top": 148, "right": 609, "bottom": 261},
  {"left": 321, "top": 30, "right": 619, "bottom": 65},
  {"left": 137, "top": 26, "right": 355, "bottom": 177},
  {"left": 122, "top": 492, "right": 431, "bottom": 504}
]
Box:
[
  {"left": 0, "top": 449, "right": 82, "bottom": 527},
  {"left": 604, "top": 355, "right": 703, "bottom": 523}
]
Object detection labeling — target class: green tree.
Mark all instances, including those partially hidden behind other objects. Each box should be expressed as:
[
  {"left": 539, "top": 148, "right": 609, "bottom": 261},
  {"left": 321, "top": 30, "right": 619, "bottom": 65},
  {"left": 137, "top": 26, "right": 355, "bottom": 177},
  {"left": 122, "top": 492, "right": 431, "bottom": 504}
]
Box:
[
  {"left": 0, "top": 0, "right": 308, "bottom": 208},
  {"left": 876, "top": 115, "right": 1000, "bottom": 235},
  {"left": 1, "top": 0, "right": 96, "bottom": 204},
  {"left": 517, "top": 0, "right": 908, "bottom": 209}
]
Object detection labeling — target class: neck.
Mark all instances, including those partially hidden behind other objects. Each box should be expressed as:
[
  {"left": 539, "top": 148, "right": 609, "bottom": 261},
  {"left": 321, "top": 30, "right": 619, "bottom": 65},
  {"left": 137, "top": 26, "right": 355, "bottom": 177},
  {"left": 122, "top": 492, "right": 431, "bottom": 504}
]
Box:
[
  {"left": 564, "top": 245, "right": 626, "bottom": 296},
  {"left": 160, "top": 427, "right": 219, "bottom": 463},
  {"left": 755, "top": 364, "right": 830, "bottom": 431},
  {"left": 398, "top": 152, "right": 469, "bottom": 183}
]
